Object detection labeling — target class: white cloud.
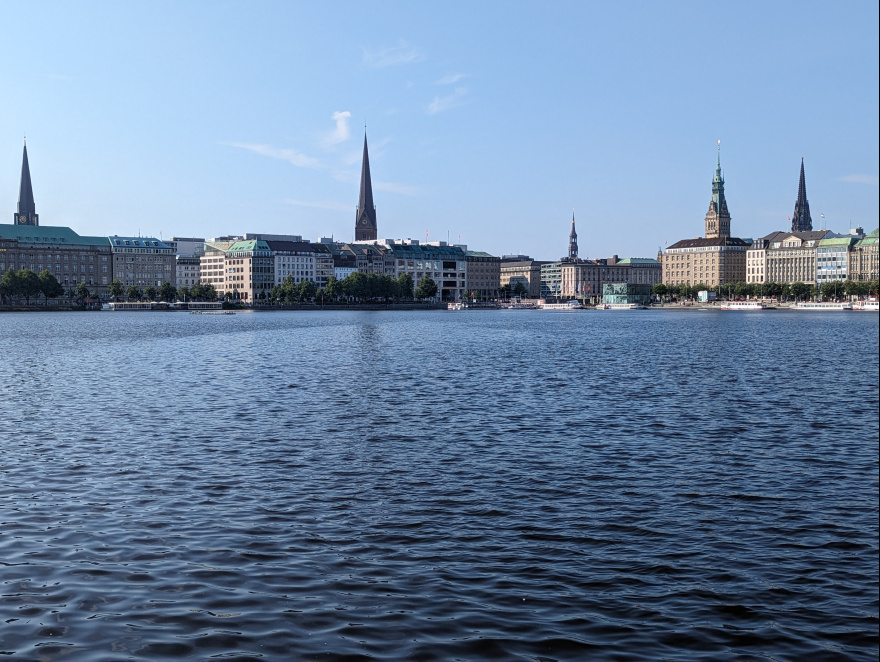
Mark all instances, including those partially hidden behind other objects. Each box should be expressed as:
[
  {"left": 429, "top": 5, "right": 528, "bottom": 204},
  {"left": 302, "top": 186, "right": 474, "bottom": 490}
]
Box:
[
  {"left": 225, "top": 142, "right": 319, "bottom": 168},
  {"left": 436, "top": 73, "right": 466, "bottom": 85},
  {"left": 838, "top": 174, "right": 879, "bottom": 186},
  {"left": 427, "top": 87, "right": 467, "bottom": 114},
  {"left": 283, "top": 198, "right": 351, "bottom": 212},
  {"left": 374, "top": 181, "right": 421, "bottom": 196},
  {"left": 323, "top": 111, "right": 351, "bottom": 147},
  {"left": 363, "top": 40, "right": 424, "bottom": 68}
]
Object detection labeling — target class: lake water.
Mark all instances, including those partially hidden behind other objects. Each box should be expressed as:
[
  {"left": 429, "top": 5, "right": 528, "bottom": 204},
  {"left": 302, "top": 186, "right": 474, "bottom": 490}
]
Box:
[{"left": 0, "top": 309, "right": 877, "bottom": 660}]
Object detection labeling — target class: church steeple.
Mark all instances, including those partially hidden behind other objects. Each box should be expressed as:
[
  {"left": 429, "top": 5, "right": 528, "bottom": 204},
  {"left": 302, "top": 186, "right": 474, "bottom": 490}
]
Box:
[
  {"left": 704, "top": 141, "right": 730, "bottom": 238},
  {"left": 790, "top": 158, "right": 813, "bottom": 232},
  {"left": 355, "top": 132, "right": 377, "bottom": 241},
  {"left": 568, "top": 211, "right": 578, "bottom": 259},
  {"left": 16, "top": 138, "right": 39, "bottom": 226}
]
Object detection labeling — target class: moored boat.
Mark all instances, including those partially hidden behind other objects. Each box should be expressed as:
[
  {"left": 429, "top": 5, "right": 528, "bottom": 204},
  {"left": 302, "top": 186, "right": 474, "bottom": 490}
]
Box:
[
  {"left": 538, "top": 299, "right": 583, "bottom": 310},
  {"left": 852, "top": 300, "right": 879, "bottom": 312},
  {"left": 596, "top": 302, "right": 644, "bottom": 310},
  {"left": 790, "top": 301, "right": 853, "bottom": 311},
  {"left": 718, "top": 301, "right": 766, "bottom": 310}
]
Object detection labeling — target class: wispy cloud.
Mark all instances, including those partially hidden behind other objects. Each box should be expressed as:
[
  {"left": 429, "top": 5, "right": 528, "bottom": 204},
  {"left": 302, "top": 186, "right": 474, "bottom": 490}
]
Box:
[
  {"left": 375, "top": 181, "right": 421, "bottom": 196},
  {"left": 283, "top": 198, "right": 351, "bottom": 211},
  {"left": 427, "top": 87, "right": 467, "bottom": 114},
  {"left": 322, "top": 111, "right": 351, "bottom": 147},
  {"left": 436, "top": 73, "right": 466, "bottom": 85},
  {"left": 225, "top": 142, "right": 319, "bottom": 168},
  {"left": 838, "top": 174, "right": 879, "bottom": 186},
  {"left": 363, "top": 40, "right": 424, "bottom": 68}
]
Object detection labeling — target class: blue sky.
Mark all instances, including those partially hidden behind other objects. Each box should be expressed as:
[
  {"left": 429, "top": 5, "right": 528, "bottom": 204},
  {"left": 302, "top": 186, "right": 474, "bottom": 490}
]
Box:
[{"left": 2, "top": 0, "right": 878, "bottom": 260}]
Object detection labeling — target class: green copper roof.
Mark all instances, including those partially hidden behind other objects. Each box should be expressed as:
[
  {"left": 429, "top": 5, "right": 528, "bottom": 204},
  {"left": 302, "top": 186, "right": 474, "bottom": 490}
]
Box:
[
  {"left": 0, "top": 223, "right": 110, "bottom": 246},
  {"left": 226, "top": 240, "right": 271, "bottom": 253},
  {"left": 615, "top": 257, "right": 661, "bottom": 265},
  {"left": 817, "top": 237, "right": 857, "bottom": 247}
]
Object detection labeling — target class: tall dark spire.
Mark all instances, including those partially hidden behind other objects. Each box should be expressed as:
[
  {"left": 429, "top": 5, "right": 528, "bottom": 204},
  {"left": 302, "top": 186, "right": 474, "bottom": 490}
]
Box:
[
  {"left": 704, "top": 141, "right": 730, "bottom": 238},
  {"left": 355, "top": 132, "right": 377, "bottom": 241},
  {"left": 791, "top": 158, "right": 813, "bottom": 232},
  {"left": 16, "top": 138, "right": 39, "bottom": 226},
  {"left": 568, "top": 211, "right": 578, "bottom": 259}
]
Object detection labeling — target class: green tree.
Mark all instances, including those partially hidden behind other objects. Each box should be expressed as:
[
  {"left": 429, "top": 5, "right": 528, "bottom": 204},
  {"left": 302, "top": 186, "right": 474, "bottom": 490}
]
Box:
[
  {"left": 143, "top": 285, "right": 158, "bottom": 301},
  {"left": 396, "top": 273, "right": 414, "bottom": 300},
  {"left": 652, "top": 283, "right": 668, "bottom": 299},
  {"left": 18, "top": 269, "right": 41, "bottom": 305},
  {"left": 499, "top": 283, "right": 512, "bottom": 300},
  {"left": 789, "top": 281, "right": 809, "bottom": 301},
  {"left": 0, "top": 268, "right": 19, "bottom": 305},
  {"left": 324, "top": 276, "right": 341, "bottom": 301},
  {"left": 203, "top": 285, "right": 218, "bottom": 301},
  {"left": 158, "top": 282, "right": 176, "bottom": 302},
  {"left": 126, "top": 285, "right": 142, "bottom": 301},
  {"left": 415, "top": 275, "right": 438, "bottom": 300},
  {"left": 512, "top": 282, "right": 528, "bottom": 298},
  {"left": 821, "top": 281, "right": 844, "bottom": 301},
  {"left": 177, "top": 285, "right": 190, "bottom": 302},
  {"left": 108, "top": 279, "right": 124, "bottom": 301},
  {"left": 297, "top": 279, "right": 316, "bottom": 302},
  {"left": 38, "top": 270, "right": 65, "bottom": 304},
  {"left": 76, "top": 281, "right": 90, "bottom": 305}
]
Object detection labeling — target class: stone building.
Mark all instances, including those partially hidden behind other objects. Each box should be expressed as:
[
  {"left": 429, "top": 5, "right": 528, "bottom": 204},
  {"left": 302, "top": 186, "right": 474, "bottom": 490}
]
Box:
[
  {"left": 850, "top": 229, "right": 879, "bottom": 282},
  {"left": 354, "top": 133, "right": 378, "bottom": 242},
  {"left": 0, "top": 224, "right": 112, "bottom": 297},
  {"left": 108, "top": 236, "right": 176, "bottom": 289},
  {"left": 464, "top": 250, "right": 500, "bottom": 300},
  {"left": 660, "top": 148, "right": 750, "bottom": 287}
]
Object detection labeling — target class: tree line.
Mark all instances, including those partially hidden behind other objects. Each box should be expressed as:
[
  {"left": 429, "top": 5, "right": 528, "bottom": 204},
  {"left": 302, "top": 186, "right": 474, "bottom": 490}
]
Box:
[
  {"left": 652, "top": 280, "right": 880, "bottom": 301},
  {"left": 0, "top": 268, "right": 82, "bottom": 305},
  {"left": 263, "top": 272, "right": 438, "bottom": 304}
]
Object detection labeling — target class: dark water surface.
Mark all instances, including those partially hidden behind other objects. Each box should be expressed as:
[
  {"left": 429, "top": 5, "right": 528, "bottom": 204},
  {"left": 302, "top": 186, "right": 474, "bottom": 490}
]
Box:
[{"left": 1, "top": 309, "right": 877, "bottom": 660}]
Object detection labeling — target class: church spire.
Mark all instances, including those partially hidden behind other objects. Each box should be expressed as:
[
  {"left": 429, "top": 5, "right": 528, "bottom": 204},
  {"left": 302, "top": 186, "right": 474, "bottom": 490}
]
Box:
[
  {"left": 16, "top": 138, "right": 39, "bottom": 226},
  {"left": 704, "top": 140, "right": 730, "bottom": 238},
  {"left": 355, "top": 132, "right": 377, "bottom": 241},
  {"left": 568, "top": 210, "right": 578, "bottom": 259},
  {"left": 790, "top": 157, "right": 813, "bottom": 232}
]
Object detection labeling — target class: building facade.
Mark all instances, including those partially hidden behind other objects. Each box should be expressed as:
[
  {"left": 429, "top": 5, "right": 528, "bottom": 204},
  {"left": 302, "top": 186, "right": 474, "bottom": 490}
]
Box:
[
  {"left": 761, "top": 230, "right": 830, "bottom": 285},
  {"left": 500, "top": 257, "right": 546, "bottom": 298},
  {"left": 109, "top": 236, "right": 176, "bottom": 289},
  {"left": 176, "top": 255, "right": 201, "bottom": 288},
  {"left": 850, "top": 229, "right": 879, "bottom": 282},
  {"left": 560, "top": 256, "right": 661, "bottom": 302},
  {"left": 0, "top": 224, "right": 112, "bottom": 297},
  {"left": 464, "top": 250, "right": 500, "bottom": 300}
]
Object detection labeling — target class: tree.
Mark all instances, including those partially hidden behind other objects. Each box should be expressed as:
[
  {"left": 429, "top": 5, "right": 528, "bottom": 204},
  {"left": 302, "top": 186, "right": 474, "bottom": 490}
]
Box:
[
  {"left": 789, "top": 281, "right": 809, "bottom": 301},
  {"left": 143, "top": 285, "right": 158, "bottom": 301},
  {"left": 820, "top": 281, "right": 843, "bottom": 301},
  {"left": 108, "top": 279, "right": 124, "bottom": 301},
  {"left": 324, "top": 276, "right": 342, "bottom": 301},
  {"left": 76, "top": 281, "right": 90, "bottom": 305},
  {"left": 512, "top": 282, "right": 528, "bottom": 298},
  {"left": 499, "top": 283, "right": 512, "bottom": 300},
  {"left": 38, "top": 270, "right": 65, "bottom": 304},
  {"left": 18, "top": 269, "right": 41, "bottom": 305},
  {"left": 126, "top": 285, "right": 142, "bottom": 302},
  {"left": 415, "top": 275, "right": 438, "bottom": 300},
  {"left": 396, "top": 273, "right": 414, "bottom": 300},
  {"left": 652, "top": 283, "right": 668, "bottom": 299},
  {"left": 158, "top": 282, "right": 176, "bottom": 302},
  {"left": 0, "top": 268, "right": 19, "bottom": 305},
  {"left": 297, "top": 279, "right": 316, "bottom": 302},
  {"left": 177, "top": 285, "right": 190, "bottom": 302}
]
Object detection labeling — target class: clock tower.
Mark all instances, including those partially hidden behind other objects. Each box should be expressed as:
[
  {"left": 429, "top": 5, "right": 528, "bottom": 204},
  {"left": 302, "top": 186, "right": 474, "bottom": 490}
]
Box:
[
  {"left": 355, "top": 132, "right": 377, "bottom": 241},
  {"left": 15, "top": 139, "right": 39, "bottom": 226}
]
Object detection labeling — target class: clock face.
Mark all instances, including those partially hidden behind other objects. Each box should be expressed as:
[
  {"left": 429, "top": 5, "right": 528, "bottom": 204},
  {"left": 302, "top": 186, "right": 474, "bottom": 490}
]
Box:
[{"left": 18, "top": 214, "right": 26, "bottom": 224}]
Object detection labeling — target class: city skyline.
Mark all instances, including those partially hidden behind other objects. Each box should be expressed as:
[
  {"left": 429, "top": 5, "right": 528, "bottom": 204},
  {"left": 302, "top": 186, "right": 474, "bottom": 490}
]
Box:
[{"left": 1, "top": 1, "right": 878, "bottom": 261}]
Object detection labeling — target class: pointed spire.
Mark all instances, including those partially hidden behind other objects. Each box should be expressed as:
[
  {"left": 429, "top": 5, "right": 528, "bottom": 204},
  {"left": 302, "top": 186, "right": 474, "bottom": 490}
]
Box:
[
  {"left": 16, "top": 138, "right": 38, "bottom": 226},
  {"left": 705, "top": 141, "right": 730, "bottom": 238},
  {"left": 355, "top": 132, "right": 377, "bottom": 241},
  {"left": 791, "top": 157, "right": 813, "bottom": 232},
  {"left": 568, "top": 210, "right": 578, "bottom": 259}
]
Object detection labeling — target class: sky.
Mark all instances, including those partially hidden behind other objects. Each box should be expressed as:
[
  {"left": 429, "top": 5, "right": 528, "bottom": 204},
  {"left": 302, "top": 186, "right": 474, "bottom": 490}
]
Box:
[{"left": 1, "top": 0, "right": 878, "bottom": 261}]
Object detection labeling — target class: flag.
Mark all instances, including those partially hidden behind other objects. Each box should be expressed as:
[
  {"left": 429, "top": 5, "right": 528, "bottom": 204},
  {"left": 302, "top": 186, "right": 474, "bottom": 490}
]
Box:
[{"left": 820, "top": 213, "right": 825, "bottom": 218}]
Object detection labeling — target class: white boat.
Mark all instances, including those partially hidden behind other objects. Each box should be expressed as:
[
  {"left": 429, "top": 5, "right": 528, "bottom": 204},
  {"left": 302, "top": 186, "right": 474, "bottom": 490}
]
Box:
[
  {"left": 719, "top": 301, "right": 766, "bottom": 310},
  {"left": 447, "top": 302, "right": 464, "bottom": 311},
  {"left": 852, "top": 300, "right": 879, "bottom": 312},
  {"left": 596, "top": 303, "right": 644, "bottom": 310},
  {"left": 538, "top": 299, "right": 582, "bottom": 310},
  {"left": 790, "top": 301, "right": 853, "bottom": 311}
]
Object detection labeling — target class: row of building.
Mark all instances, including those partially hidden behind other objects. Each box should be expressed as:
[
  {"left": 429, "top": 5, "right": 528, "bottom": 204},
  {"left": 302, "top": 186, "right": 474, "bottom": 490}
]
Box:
[
  {"left": 659, "top": 154, "right": 878, "bottom": 288},
  {"left": 4, "top": 138, "right": 877, "bottom": 304}
]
